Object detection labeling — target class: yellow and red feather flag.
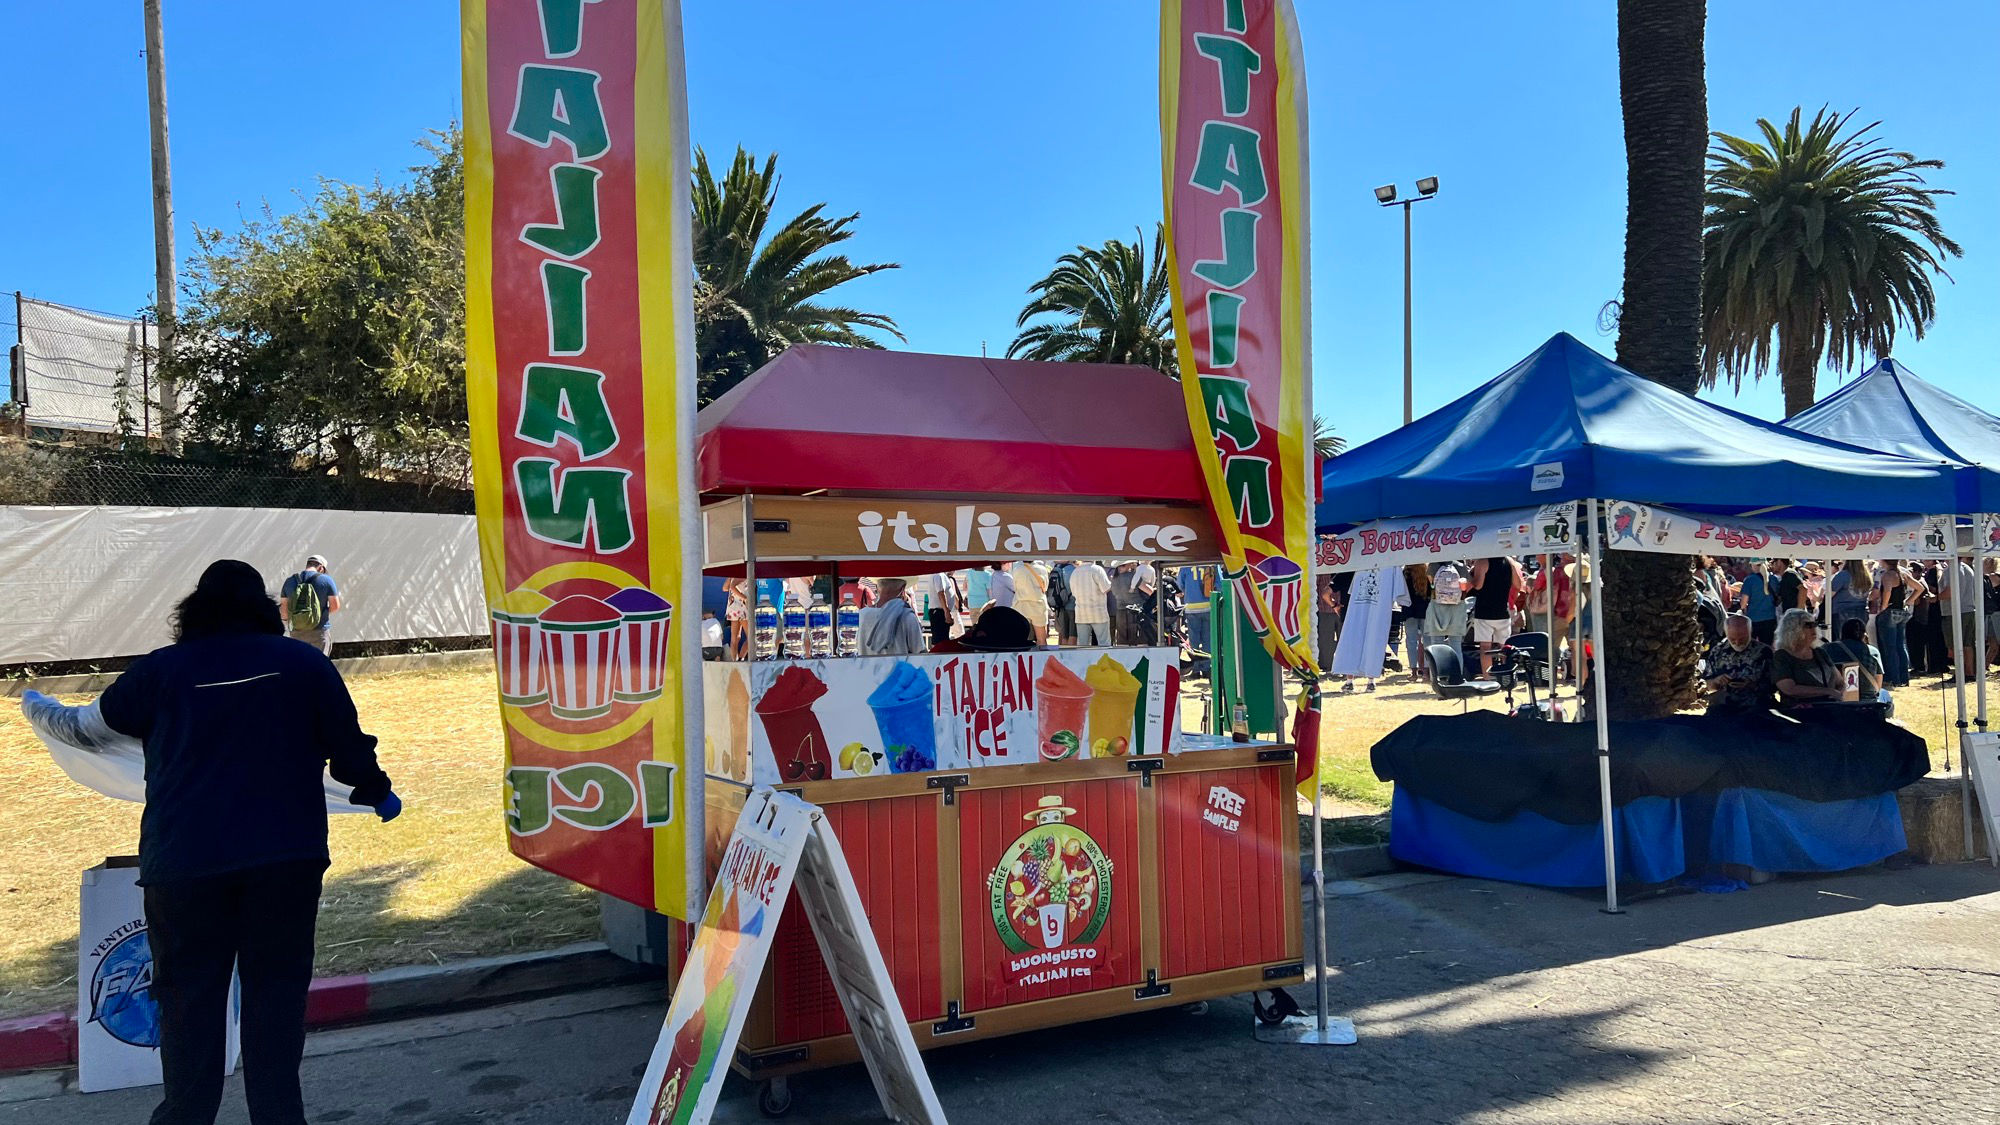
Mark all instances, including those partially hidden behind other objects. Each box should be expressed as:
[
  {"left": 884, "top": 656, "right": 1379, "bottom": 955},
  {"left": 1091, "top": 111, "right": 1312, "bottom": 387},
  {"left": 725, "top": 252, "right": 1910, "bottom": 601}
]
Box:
[
  {"left": 1161, "top": 0, "right": 1317, "bottom": 680},
  {"left": 462, "top": 0, "right": 706, "bottom": 919}
]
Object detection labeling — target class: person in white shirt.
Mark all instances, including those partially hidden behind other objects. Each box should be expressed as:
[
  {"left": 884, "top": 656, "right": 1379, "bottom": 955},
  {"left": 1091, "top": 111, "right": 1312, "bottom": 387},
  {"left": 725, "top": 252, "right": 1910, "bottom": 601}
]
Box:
[
  {"left": 1069, "top": 560, "right": 1113, "bottom": 646},
  {"left": 925, "top": 571, "right": 963, "bottom": 648},
  {"left": 986, "top": 564, "right": 1015, "bottom": 609},
  {"left": 1010, "top": 561, "right": 1051, "bottom": 643}
]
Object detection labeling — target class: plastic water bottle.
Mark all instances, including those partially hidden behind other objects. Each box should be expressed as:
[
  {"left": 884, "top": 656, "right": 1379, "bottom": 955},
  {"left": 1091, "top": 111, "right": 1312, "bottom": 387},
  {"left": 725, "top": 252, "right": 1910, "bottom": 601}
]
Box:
[
  {"left": 782, "top": 598, "right": 808, "bottom": 659},
  {"left": 836, "top": 594, "right": 862, "bottom": 656},
  {"left": 753, "top": 598, "right": 779, "bottom": 661},
  {"left": 807, "top": 596, "right": 833, "bottom": 658}
]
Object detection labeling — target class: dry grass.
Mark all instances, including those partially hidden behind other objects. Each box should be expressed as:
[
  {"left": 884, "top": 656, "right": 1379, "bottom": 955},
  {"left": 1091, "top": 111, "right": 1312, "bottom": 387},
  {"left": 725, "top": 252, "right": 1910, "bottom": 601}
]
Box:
[{"left": 0, "top": 666, "right": 599, "bottom": 1019}]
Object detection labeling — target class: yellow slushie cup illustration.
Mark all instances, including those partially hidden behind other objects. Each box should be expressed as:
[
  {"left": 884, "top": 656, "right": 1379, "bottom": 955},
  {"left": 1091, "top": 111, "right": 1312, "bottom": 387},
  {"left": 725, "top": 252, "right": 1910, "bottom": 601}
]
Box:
[{"left": 1085, "top": 654, "right": 1141, "bottom": 757}]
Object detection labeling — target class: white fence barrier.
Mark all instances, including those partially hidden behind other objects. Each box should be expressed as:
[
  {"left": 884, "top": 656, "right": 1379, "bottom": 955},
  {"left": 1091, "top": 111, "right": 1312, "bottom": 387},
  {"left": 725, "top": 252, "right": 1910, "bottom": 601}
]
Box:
[{"left": 0, "top": 506, "right": 486, "bottom": 663}]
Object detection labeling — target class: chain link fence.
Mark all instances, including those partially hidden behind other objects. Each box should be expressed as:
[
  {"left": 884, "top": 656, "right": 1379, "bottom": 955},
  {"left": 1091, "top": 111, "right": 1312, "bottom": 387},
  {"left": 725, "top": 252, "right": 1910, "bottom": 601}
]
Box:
[{"left": 0, "top": 439, "right": 474, "bottom": 514}]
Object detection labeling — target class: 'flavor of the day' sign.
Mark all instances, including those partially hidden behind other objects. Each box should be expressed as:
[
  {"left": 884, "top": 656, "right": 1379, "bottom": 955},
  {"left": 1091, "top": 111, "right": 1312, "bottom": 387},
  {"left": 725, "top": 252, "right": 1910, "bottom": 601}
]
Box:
[
  {"left": 1317, "top": 505, "right": 1576, "bottom": 574},
  {"left": 1600, "top": 501, "right": 1940, "bottom": 561},
  {"left": 700, "top": 649, "right": 1181, "bottom": 787},
  {"left": 1161, "top": 0, "right": 1318, "bottom": 676},
  {"left": 464, "top": 0, "right": 705, "bottom": 917}
]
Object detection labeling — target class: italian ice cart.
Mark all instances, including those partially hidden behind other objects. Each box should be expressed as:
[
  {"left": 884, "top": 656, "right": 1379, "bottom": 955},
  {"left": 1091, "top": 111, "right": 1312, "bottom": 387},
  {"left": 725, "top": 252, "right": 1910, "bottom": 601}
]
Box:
[{"left": 686, "top": 346, "right": 1306, "bottom": 1079}]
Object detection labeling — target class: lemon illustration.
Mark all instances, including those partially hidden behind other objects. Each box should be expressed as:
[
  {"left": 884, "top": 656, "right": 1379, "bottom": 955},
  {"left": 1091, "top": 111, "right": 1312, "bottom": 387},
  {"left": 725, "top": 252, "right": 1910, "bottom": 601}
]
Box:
[
  {"left": 851, "top": 751, "right": 877, "bottom": 776},
  {"left": 839, "top": 742, "right": 866, "bottom": 770},
  {"left": 1091, "top": 737, "right": 1112, "bottom": 758}
]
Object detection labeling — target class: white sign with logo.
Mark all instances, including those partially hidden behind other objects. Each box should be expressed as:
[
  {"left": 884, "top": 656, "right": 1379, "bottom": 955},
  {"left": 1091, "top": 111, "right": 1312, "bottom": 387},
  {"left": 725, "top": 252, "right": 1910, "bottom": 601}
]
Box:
[
  {"left": 1531, "top": 462, "right": 1565, "bottom": 492},
  {"left": 1316, "top": 506, "right": 1574, "bottom": 574},
  {"left": 79, "top": 859, "right": 240, "bottom": 1093},
  {"left": 1598, "top": 501, "right": 1938, "bottom": 561}
]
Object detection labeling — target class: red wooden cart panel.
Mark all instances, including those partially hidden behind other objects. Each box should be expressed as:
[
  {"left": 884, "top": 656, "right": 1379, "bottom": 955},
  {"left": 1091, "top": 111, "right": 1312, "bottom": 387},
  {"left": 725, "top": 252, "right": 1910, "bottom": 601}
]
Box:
[
  {"left": 1156, "top": 763, "right": 1293, "bottom": 980},
  {"left": 959, "top": 778, "right": 1142, "bottom": 1012},
  {"left": 769, "top": 794, "right": 943, "bottom": 1044}
]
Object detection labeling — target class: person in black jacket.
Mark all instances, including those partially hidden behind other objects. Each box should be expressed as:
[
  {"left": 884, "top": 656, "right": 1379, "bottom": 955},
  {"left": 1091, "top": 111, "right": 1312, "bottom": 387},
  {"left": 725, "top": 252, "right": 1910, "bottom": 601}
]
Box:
[{"left": 96, "top": 560, "right": 401, "bottom": 1125}]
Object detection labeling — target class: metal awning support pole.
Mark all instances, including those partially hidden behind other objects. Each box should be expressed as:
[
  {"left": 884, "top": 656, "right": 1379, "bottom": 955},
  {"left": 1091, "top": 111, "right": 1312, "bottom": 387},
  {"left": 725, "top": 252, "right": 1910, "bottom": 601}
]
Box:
[
  {"left": 1588, "top": 499, "right": 1620, "bottom": 913},
  {"left": 1951, "top": 542, "right": 1973, "bottom": 857}
]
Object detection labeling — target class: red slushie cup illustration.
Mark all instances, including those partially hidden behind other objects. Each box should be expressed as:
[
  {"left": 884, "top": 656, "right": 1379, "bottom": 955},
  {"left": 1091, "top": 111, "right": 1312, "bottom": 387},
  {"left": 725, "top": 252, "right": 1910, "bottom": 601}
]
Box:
[
  {"left": 1085, "top": 654, "right": 1141, "bottom": 756},
  {"left": 606, "top": 586, "right": 672, "bottom": 703},
  {"left": 866, "top": 661, "right": 936, "bottom": 773},
  {"left": 754, "top": 665, "right": 832, "bottom": 781},
  {"left": 491, "top": 588, "right": 552, "bottom": 707},
  {"left": 539, "top": 594, "right": 624, "bottom": 721},
  {"left": 1035, "top": 657, "right": 1093, "bottom": 761}
]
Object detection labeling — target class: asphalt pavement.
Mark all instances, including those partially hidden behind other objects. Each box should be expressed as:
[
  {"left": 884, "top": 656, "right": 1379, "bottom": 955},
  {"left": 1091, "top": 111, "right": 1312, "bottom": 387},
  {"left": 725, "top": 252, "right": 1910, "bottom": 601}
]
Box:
[{"left": 5, "top": 861, "right": 1997, "bottom": 1124}]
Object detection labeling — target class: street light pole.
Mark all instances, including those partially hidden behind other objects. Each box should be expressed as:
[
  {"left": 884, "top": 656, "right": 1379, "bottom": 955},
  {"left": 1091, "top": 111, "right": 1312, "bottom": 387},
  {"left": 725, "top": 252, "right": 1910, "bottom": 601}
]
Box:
[{"left": 1375, "top": 178, "right": 1439, "bottom": 426}]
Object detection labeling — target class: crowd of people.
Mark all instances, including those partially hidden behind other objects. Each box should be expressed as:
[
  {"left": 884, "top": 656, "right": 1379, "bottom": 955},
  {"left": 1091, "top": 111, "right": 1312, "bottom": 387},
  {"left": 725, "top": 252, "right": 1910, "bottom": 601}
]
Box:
[
  {"left": 704, "top": 561, "right": 1215, "bottom": 659},
  {"left": 1314, "top": 554, "right": 1592, "bottom": 692}
]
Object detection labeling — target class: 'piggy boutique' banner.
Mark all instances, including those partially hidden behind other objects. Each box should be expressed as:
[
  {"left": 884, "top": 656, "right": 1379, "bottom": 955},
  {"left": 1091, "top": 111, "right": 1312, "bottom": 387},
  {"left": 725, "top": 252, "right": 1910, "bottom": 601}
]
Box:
[
  {"left": 1161, "top": 0, "right": 1317, "bottom": 676},
  {"left": 1599, "top": 501, "right": 1942, "bottom": 561},
  {"left": 1317, "top": 506, "right": 1577, "bottom": 574},
  {"left": 463, "top": 0, "right": 705, "bottom": 918}
]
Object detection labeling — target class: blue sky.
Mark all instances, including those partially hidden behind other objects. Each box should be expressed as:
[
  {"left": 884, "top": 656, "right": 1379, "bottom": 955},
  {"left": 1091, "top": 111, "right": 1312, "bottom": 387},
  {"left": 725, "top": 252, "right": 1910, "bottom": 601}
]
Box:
[{"left": 3, "top": 1, "right": 1994, "bottom": 448}]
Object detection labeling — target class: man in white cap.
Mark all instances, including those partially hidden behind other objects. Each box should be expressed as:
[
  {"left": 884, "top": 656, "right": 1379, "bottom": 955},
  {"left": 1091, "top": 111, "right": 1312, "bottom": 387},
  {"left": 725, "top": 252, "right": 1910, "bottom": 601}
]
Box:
[{"left": 279, "top": 554, "right": 342, "bottom": 654}]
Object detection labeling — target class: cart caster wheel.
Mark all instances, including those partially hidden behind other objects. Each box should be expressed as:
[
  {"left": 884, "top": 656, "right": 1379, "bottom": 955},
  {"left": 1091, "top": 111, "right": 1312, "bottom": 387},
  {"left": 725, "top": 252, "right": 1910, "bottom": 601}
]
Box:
[
  {"left": 1255, "top": 988, "right": 1305, "bottom": 1025},
  {"left": 758, "top": 1078, "right": 793, "bottom": 1119},
  {"left": 1180, "top": 1000, "right": 1210, "bottom": 1017}
]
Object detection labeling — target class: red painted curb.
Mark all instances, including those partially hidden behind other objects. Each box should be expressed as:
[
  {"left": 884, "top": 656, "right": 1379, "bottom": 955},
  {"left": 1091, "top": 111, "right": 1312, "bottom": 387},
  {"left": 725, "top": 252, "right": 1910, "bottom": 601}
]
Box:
[
  {"left": 0, "top": 1010, "right": 76, "bottom": 1071},
  {"left": 304, "top": 974, "right": 372, "bottom": 1027}
]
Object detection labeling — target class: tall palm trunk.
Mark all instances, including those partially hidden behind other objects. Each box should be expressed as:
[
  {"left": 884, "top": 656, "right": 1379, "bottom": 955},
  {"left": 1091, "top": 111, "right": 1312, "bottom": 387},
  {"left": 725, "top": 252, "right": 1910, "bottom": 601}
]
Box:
[
  {"left": 1777, "top": 304, "right": 1822, "bottom": 417},
  {"left": 1605, "top": 0, "right": 1706, "bottom": 719}
]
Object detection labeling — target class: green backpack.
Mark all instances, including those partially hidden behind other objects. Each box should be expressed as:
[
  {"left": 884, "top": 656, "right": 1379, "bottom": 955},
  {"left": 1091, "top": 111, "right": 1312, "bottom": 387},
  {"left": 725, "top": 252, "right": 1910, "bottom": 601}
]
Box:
[{"left": 288, "top": 571, "right": 325, "bottom": 632}]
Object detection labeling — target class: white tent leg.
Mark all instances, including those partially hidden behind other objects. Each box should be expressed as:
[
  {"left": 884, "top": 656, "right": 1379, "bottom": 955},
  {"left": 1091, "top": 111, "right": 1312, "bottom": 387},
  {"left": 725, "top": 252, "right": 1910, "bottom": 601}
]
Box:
[
  {"left": 1979, "top": 559, "right": 1995, "bottom": 865},
  {"left": 1952, "top": 548, "right": 1973, "bottom": 857},
  {"left": 1588, "top": 499, "right": 1619, "bottom": 912}
]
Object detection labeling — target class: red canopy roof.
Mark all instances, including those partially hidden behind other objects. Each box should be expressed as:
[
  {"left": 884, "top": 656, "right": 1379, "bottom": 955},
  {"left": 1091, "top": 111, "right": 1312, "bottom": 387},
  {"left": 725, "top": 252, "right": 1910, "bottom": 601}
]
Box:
[{"left": 696, "top": 346, "right": 1207, "bottom": 502}]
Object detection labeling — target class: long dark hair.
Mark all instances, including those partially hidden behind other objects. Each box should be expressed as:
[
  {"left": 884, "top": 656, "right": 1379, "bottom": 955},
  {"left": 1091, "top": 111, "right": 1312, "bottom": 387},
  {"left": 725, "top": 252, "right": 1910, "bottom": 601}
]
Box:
[{"left": 172, "top": 559, "right": 284, "bottom": 641}]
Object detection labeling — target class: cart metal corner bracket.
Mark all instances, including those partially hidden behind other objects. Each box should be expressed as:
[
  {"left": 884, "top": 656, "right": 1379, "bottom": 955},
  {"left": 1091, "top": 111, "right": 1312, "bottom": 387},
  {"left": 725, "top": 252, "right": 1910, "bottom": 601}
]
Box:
[
  {"left": 931, "top": 1001, "right": 975, "bottom": 1037},
  {"left": 1125, "top": 757, "right": 1165, "bottom": 787},
  {"left": 1134, "top": 970, "right": 1173, "bottom": 1000},
  {"left": 925, "top": 773, "right": 972, "bottom": 805},
  {"left": 1256, "top": 748, "right": 1294, "bottom": 764},
  {"left": 734, "top": 1045, "right": 810, "bottom": 1073},
  {"left": 1263, "top": 961, "right": 1306, "bottom": 981}
]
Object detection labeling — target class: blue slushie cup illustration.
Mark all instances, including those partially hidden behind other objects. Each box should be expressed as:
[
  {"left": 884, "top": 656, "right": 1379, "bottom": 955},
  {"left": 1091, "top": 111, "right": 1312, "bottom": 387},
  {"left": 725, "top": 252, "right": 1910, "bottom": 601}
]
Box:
[{"left": 867, "top": 661, "right": 936, "bottom": 773}]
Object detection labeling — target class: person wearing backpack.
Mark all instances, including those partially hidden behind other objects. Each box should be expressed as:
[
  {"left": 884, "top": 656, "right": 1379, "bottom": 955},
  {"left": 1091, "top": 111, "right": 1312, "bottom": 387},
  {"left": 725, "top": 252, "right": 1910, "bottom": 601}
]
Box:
[{"left": 279, "top": 554, "right": 342, "bottom": 654}]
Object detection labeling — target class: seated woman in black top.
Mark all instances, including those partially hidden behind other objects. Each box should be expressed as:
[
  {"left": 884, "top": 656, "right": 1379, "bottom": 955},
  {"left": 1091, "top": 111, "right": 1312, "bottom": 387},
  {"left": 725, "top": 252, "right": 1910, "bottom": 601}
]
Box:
[{"left": 1772, "top": 608, "right": 1844, "bottom": 707}]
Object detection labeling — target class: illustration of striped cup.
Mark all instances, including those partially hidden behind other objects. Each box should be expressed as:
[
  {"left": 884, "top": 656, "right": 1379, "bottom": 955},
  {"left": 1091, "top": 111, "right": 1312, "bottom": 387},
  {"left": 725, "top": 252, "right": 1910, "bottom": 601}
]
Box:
[
  {"left": 538, "top": 594, "right": 624, "bottom": 721},
  {"left": 606, "top": 586, "right": 672, "bottom": 703},
  {"left": 491, "top": 589, "right": 553, "bottom": 707}
]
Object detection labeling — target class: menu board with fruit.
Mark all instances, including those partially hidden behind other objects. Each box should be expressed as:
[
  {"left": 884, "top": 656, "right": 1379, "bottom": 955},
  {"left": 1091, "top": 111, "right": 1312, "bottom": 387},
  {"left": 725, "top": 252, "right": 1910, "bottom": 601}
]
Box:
[{"left": 701, "top": 648, "right": 1182, "bottom": 785}]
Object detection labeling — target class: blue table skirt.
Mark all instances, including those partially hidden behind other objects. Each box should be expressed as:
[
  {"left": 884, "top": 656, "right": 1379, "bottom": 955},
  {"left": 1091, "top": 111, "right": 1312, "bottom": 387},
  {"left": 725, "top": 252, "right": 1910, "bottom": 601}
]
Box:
[
  {"left": 1686, "top": 788, "right": 1908, "bottom": 874},
  {"left": 1389, "top": 791, "right": 1686, "bottom": 888}
]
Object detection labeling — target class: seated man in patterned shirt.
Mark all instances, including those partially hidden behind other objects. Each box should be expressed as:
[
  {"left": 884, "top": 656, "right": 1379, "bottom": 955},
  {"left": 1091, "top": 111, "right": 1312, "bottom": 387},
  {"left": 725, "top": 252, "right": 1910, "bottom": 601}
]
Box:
[{"left": 1703, "top": 613, "right": 1775, "bottom": 714}]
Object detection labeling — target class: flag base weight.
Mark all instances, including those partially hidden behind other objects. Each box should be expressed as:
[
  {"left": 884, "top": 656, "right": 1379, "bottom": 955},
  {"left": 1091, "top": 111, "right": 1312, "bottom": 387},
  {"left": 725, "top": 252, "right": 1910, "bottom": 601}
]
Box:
[{"left": 1254, "top": 1013, "right": 1357, "bottom": 1046}]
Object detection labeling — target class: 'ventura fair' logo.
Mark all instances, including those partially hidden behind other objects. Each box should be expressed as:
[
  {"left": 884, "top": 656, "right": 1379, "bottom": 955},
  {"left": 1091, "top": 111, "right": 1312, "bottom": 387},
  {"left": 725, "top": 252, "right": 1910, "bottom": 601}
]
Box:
[{"left": 989, "top": 796, "right": 1113, "bottom": 955}]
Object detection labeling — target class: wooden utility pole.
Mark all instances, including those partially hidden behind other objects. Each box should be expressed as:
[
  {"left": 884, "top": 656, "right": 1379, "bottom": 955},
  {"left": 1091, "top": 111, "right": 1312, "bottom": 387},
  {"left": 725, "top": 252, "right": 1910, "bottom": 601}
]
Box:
[{"left": 144, "top": 0, "right": 180, "bottom": 452}]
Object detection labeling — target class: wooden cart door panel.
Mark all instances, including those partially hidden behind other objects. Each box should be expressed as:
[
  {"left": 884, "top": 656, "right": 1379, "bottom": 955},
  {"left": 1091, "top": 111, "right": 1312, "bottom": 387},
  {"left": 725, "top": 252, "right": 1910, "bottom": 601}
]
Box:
[
  {"left": 1155, "top": 762, "right": 1298, "bottom": 980},
  {"left": 768, "top": 793, "right": 944, "bottom": 1044},
  {"left": 957, "top": 777, "right": 1143, "bottom": 1013}
]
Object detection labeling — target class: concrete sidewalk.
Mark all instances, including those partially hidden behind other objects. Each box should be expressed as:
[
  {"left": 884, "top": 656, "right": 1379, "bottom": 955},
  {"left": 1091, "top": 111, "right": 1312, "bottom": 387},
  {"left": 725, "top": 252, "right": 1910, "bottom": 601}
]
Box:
[{"left": 6, "top": 862, "right": 1996, "bottom": 1123}]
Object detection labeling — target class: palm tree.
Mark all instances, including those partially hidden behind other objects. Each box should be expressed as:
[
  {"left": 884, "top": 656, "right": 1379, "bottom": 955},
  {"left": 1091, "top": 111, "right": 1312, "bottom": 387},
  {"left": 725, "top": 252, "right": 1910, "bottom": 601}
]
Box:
[
  {"left": 1008, "top": 224, "right": 1178, "bottom": 374},
  {"left": 1701, "top": 107, "right": 1960, "bottom": 416},
  {"left": 1313, "top": 416, "right": 1344, "bottom": 462},
  {"left": 691, "top": 147, "right": 902, "bottom": 403},
  {"left": 1604, "top": 0, "right": 1708, "bottom": 719}
]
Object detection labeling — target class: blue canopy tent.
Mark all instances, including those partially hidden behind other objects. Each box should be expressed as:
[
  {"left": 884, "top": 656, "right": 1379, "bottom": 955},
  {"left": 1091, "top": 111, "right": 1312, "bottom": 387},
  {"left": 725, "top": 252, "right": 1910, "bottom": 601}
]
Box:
[
  {"left": 1787, "top": 358, "right": 2000, "bottom": 864},
  {"left": 1786, "top": 358, "right": 2000, "bottom": 514},
  {"left": 1319, "top": 334, "right": 1963, "bottom": 905}
]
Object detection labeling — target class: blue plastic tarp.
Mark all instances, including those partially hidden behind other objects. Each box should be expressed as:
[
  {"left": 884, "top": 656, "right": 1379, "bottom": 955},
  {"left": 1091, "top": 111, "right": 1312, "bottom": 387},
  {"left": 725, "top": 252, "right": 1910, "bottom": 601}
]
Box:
[
  {"left": 1784, "top": 358, "right": 2000, "bottom": 513},
  {"left": 1388, "top": 790, "right": 1686, "bottom": 888},
  {"left": 1318, "top": 334, "right": 1959, "bottom": 529}
]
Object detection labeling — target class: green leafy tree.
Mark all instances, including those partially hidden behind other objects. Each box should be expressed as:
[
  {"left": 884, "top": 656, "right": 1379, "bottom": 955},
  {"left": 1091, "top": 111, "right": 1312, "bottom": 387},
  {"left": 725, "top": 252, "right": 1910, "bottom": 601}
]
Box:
[
  {"left": 692, "top": 147, "right": 902, "bottom": 403},
  {"left": 1009, "top": 225, "right": 1178, "bottom": 373},
  {"left": 1603, "top": 0, "right": 1708, "bottom": 719},
  {"left": 168, "top": 128, "right": 467, "bottom": 486},
  {"left": 1701, "top": 106, "right": 1960, "bottom": 416}
]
